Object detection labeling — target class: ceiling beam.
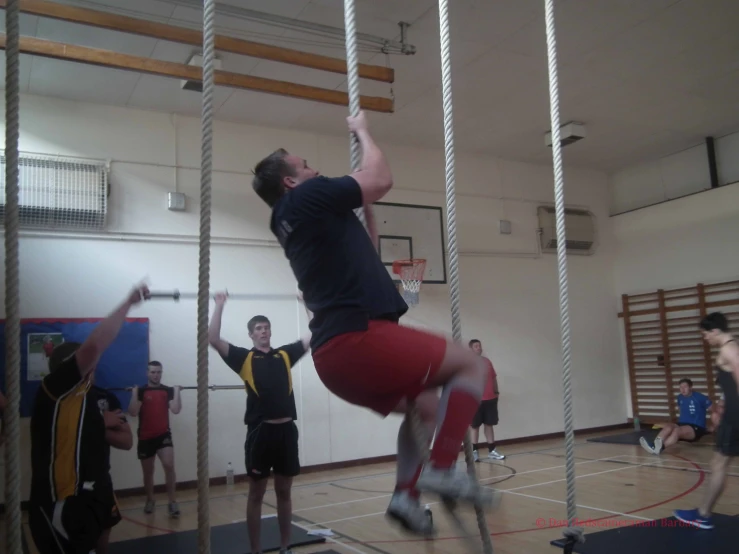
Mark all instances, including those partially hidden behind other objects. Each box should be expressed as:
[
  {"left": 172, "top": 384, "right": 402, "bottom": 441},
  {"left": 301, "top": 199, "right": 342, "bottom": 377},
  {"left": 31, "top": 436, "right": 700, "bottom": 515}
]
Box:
[
  {"left": 0, "top": 0, "right": 395, "bottom": 83},
  {"left": 0, "top": 34, "right": 394, "bottom": 113}
]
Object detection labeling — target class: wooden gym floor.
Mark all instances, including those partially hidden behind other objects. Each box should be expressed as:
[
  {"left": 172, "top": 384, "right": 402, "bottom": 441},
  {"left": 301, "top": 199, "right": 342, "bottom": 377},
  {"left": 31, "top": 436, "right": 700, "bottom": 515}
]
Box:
[{"left": 4, "top": 428, "right": 739, "bottom": 554}]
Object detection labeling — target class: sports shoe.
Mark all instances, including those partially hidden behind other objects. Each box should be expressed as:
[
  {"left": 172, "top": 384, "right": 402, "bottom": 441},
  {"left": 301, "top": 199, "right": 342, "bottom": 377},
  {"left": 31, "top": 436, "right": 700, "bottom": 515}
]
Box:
[
  {"left": 144, "top": 499, "right": 155, "bottom": 514},
  {"left": 639, "top": 437, "right": 655, "bottom": 454},
  {"left": 169, "top": 502, "right": 180, "bottom": 518},
  {"left": 385, "top": 490, "right": 435, "bottom": 537},
  {"left": 653, "top": 437, "right": 663, "bottom": 455},
  {"left": 674, "top": 508, "right": 714, "bottom": 529},
  {"left": 488, "top": 449, "right": 505, "bottom": 460},
  {"left": 415, "top": 466, "right": 497, "bottom": 507},
  {"left": 279, "top": 549, "right": 294, "bottom": 554},
  {"left": 473, "top": 449, "right": 479, "bottom": 462}
]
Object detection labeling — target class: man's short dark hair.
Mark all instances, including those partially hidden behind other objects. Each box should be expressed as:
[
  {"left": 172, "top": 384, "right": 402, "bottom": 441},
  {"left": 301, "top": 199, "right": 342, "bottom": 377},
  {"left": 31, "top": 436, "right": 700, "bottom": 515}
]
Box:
[
  {"left": 248, "top": 315, "right": 271, "bottom": 334},
  {"left": 469, "top": 339, "right": 481, "bottom": 347},
  {"left": 252, "top": 148, "right": 296, "bottom": 207},
  {"left": 679, "top": 378, "right": 693, "bottom": 387},
  {"left": 148, "top": 361, "right": 162, "bottom": 368},
  {"left": 48, "top": 342, "right": 81, "bottom": 373},
  {"left": 699, "top": 312, "right": 729, "bottom": 333}
]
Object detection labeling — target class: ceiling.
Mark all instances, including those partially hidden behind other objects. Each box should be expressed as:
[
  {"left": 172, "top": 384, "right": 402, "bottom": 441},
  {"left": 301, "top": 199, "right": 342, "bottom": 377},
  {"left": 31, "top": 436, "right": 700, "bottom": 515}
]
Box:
[{"left": 1, "top": 0, "right": 739, "bottom": 172}]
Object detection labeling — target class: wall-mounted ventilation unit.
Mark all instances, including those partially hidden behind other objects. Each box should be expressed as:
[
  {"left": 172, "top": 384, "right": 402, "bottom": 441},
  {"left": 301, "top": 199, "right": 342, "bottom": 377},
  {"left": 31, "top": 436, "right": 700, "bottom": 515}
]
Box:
[
  {"left": 181, "top": 53, "right": 223, "bottom": 92},
  {"left": 0, "top": 152, "right": 109, "bottom": 231},
  {"left": 537, "top": 206, "right": 596, "bottom": 254},
  {"left": 545, "top": 122, "right": 586, "bottom": 148}
]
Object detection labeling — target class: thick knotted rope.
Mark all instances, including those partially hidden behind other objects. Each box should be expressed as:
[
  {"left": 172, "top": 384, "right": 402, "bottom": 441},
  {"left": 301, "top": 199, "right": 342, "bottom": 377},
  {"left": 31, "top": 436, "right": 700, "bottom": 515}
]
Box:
[
  {"left": 4, "top": 1, "right": 22, "bottom": 553},
  {"left": 543, "top": 0, "right": 583, "bottom": 546},
  {"left": 197, "top": 0, "right": 217, "bottom": 552}
]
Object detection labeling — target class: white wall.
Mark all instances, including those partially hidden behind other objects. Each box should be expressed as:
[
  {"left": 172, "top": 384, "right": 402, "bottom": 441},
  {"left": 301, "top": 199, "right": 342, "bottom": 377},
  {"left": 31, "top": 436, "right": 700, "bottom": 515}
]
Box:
[
  {"left": 609, "top": 129, "right": 739, "bottom": 215},
  {"left": 610, "top": 181, "right": 739, "bottom": 417},
  {"left": 0, "top": 93, "right": 623, "bottom": 500}
]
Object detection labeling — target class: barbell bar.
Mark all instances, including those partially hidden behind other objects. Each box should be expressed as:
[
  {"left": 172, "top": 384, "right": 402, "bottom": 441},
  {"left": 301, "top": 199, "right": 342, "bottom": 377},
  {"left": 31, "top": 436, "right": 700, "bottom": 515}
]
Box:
[
  {"left": 106, "top": 384, "right": 245, "bottom": 392},
  {"left": 146, "top": 289, "right": 298, "bottom": 302}
]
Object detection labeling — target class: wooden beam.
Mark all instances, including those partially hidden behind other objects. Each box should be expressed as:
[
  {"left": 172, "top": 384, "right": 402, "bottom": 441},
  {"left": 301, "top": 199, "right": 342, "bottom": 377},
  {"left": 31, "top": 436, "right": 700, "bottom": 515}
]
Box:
[
  {"left": 621, "top": 294, "right": 641, "bottom": 421},
  {"left": 696, "top": 283, "right": 718, "bottom": 401},
  {"left": 0, "top": 35, "right": 394, "bottom": 113},
  {"left": 0, "top": 0, "right": 394, "bottom": 83},
  {"left": 657, "top": 290, "right": 677, "bottom": 421}
]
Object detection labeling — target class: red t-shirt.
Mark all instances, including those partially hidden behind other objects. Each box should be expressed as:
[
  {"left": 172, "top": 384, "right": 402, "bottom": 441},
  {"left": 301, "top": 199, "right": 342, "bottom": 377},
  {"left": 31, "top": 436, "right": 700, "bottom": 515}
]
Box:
[
  {"left": 137, "top": 385, "right": 174, "bottom": 440},
  {"left": 482, "top": 357, "right": 498, "bottom": 401}
]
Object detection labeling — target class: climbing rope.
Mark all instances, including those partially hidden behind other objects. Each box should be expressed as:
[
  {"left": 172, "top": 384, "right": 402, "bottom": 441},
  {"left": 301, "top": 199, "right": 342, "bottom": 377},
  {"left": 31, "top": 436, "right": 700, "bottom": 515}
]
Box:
[
  {"left": 4, "top": 1, "right": 22, "bottom": 553},
  {"left": 436, "top": 0, "right": 493, "bottom": 550},
  {"left": 543, "top": 0, "right": 583, "bottom": 548},
  {"left": 342, "top": 0, "right": 366, "bottom": 227},
  {"left": 197, "top": 0, "right": 217, "bottom": 552}
]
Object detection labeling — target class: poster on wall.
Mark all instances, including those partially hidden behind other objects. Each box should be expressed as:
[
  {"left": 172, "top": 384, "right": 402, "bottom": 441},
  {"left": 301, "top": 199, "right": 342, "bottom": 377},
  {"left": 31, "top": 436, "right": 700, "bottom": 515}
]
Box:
[
  {"left": 26, "top": 333, "right": 65, "bottom": 381},
  {"left": 0, "top": 318, "right": 150, "bottom": 417}
]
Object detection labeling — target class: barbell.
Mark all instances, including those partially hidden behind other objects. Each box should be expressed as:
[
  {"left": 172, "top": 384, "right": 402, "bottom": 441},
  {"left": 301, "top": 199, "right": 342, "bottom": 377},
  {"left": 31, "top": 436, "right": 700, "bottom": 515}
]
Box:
[
  {"left": 106, "top": 384, "right": 245, "bottom": 392},
  {"left": 146, "top": 289, "right": 298, "bottom": 302}
]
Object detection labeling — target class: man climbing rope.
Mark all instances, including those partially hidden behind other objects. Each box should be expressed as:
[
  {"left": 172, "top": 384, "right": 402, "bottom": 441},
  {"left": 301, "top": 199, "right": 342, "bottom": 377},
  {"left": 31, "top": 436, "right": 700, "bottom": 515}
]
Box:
[
  {"left": 674, "top": 312, "right": 739, "bottom": 529},
  {"left": 250, "top": 110, "right": 494, "bottom": 537}
]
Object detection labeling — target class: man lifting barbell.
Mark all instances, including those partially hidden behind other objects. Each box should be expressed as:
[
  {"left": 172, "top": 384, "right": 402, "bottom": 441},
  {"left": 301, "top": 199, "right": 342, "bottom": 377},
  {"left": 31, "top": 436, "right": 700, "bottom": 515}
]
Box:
[
  {"left": 208, "top": 291, "right": 310, "bottom": 554},
  {"left": 127, "top": 361, "right": 182, "bottom": 518}
]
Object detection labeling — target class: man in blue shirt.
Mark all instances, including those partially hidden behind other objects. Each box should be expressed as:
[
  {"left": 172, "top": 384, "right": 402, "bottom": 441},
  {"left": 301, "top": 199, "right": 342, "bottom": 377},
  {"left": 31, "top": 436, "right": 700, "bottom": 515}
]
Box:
[
  {"left": 640, "top": 378, "right": 713, "bottom": 455},
  {"left": 250, "top": 111, "right": 496, "bottom": 538}
]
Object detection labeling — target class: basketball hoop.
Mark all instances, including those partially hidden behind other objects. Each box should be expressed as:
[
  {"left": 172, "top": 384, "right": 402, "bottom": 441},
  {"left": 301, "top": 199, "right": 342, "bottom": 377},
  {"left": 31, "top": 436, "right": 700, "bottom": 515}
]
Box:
[{"left": 392, "top": 258, "right": 426, "bottom": 307}]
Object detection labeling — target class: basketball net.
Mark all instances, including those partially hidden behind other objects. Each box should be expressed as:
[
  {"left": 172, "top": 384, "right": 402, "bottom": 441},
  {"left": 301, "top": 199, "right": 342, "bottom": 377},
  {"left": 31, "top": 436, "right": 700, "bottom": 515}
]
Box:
[{"left": 392, "top": 258, "right": 426, "bottom": 307}]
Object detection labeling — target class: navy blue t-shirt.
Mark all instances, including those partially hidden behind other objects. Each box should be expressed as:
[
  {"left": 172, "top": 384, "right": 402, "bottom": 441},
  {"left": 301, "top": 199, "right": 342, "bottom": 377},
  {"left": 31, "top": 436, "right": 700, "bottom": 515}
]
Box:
[{"left": 271, "top": 175, "right": 408, "bottom": 350}]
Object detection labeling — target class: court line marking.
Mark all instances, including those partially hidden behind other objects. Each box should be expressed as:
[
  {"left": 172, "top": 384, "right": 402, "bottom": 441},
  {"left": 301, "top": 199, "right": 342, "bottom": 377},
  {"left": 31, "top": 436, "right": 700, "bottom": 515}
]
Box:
[
  {"left": 307, "top": 452, "right": 706, "bottom": 544},
  {"left": 503, "top": 490, "right": 653, "bottom": 521},
  {"left": 292, "top": 454, "right": 631, "bottom": 515},
  {"left": 304, "top": 456, "right": 647, "bottom": 527}
]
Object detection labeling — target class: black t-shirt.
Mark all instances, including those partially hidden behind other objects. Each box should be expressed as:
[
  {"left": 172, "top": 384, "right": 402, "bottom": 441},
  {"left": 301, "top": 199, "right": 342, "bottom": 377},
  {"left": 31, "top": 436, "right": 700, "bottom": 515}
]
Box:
[
  {"left": 716, "top": 366, "right": 739, "bottom": 426},
  {"left": 91, "top": 385, "right": 123, "bottom": 470},
  {"left": 30, "top": 354, "right": 109, "bottom": 509},
  {"left": 271, "top": 175, "right": 408, "bottom": 350},
  {"left": 220, "top": 341, "right": 306, "bottom": 425}
]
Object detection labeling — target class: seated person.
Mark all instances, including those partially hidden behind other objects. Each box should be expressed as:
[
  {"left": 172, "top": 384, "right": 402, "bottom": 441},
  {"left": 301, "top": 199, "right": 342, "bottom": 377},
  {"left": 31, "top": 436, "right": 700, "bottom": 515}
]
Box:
[{"left": 640, "top": 378, "right": 712, "bottom": 455}]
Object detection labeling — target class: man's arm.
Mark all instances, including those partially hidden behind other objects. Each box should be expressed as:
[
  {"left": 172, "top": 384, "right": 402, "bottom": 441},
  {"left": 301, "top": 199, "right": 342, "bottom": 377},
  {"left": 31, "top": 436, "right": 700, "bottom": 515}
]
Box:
[
  {"left": 75, "top": 286, "right": 149, "bottom": 379},
  {"left": 364, "top": 204, "right": 379, "bottom": 250},
  {"left": 347, "top": 112, "right": 393, "bottom": 205},
  {"left": 104, "top": 410, "right": 133, "bottom": 450},
  {"left": 169, "top": 386, "right": 182, "bottom": 415},
  {"left": 128, "top": 385, "right": 142, "bottom": 417},
  {"left": 723, "top": 343, "right": 739, "bottom": 397},
  {"left": 208, "top": 292, "right": 230, "bottom": 358}
]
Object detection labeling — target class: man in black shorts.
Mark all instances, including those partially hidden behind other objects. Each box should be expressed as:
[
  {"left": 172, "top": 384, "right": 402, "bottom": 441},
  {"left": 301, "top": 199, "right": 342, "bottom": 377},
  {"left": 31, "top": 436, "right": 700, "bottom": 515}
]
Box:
[
  {"left": 469, "top": 340, "right": 505, "bottom": 461},
  {"left": 28, "top": 285, "right": 148, "bottom": 553},
  {"left": 208, "top": 291, "right": 309, "bottom": 554},
  {"left": 675, "top": 312, "right": 739, "bottom": 530}
]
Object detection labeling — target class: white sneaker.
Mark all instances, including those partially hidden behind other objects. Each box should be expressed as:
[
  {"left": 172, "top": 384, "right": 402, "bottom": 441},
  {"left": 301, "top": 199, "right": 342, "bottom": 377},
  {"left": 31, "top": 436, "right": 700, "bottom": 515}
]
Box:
[
  {"left": 385, "top": 490, "right": 435, "bottom": 537},
  {"left": 473, "top": 449, "right": 479, "bottom": 462},
  {"left": 639, "top": 437, "right": 655, "bottom": 454},
  {"left": 653, "top": 437, "right": 663, "bottom": 455},
  {"left": 488, "top": 450, "right": 505, "bottom": 460},
  {"left": 415, "top": 465, "right": 498, "bottom": 508}
]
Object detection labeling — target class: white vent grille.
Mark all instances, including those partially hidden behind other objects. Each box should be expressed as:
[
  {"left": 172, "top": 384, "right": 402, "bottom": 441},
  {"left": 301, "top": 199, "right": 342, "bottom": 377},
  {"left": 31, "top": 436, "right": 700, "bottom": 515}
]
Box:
[
  {"left": 537, "top": 206, "right": 595, "bottom": 254},
  {"left": 0, "top": 152, "right": 109, "bottom": 230}
]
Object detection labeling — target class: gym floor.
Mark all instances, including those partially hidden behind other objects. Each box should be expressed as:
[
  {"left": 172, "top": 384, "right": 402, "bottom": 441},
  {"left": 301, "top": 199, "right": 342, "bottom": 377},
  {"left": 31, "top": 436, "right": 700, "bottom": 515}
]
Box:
[{"left": 6, "top": 428, "right": 739, "bottom": 554}]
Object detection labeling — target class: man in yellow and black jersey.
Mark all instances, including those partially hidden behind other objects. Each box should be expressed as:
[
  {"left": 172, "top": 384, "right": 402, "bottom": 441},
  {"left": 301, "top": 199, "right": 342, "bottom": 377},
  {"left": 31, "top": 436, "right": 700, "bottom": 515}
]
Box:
[
  {"left": 208, "top": 291, "right": 310, "bottom": 554},
  {"left": 28, "top": 286, "right": 148, "bottom": 554}
]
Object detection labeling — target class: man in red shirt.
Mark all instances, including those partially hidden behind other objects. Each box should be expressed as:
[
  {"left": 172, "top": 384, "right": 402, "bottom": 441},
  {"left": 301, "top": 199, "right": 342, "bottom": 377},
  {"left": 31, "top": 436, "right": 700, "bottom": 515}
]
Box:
[
  {"left": 469, "top": 340, "right": 505, "bottom": 461},
  {"left": 128, "top": 361, "right": 182, "bottom": 518}
]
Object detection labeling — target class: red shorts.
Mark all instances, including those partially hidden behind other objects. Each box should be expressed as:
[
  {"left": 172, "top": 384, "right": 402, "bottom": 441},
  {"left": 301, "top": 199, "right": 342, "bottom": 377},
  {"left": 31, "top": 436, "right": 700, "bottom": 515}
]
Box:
[{"left": 312, "top": 320, "right": 448, "bottom": 417}]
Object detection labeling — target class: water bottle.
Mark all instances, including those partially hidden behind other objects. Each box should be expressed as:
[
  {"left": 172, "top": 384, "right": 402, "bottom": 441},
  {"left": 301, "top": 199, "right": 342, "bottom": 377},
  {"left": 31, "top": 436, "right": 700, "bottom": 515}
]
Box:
[
  {"left": 633, "top": 417, "right": 640, "bottom": 431},
  {"left": 424, "top": 504, "right": 433, "bottom": 526},
  {"left": 226, "top": 462, "right": 234, "bottom": 486}
]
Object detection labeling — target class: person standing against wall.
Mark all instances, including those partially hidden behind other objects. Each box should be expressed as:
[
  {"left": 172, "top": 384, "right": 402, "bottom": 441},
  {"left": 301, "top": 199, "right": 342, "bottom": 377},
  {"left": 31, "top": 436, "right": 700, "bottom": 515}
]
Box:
[
  {"left": 469, "top": 339, "right": 505, "bottom": 461},
  {"left": 208, "top": 291, "right": 310, "bottom": 554},
  {"left": 128, "top": 361, "right": 182, "bottom": 518}
]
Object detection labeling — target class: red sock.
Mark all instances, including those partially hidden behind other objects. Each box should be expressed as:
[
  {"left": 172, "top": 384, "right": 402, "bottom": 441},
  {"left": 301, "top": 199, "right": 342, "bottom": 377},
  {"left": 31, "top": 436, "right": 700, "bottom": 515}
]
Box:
[
  {"left": 429, "top": 389, "right": 480, "bottom": 469},
  {"left": 396, "top": 465, "right": 422, "bottom": 499}
]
